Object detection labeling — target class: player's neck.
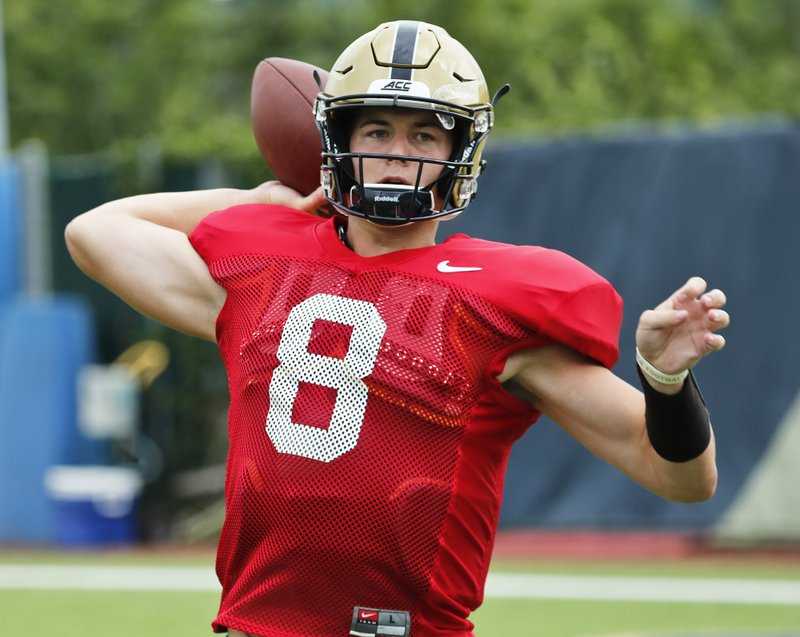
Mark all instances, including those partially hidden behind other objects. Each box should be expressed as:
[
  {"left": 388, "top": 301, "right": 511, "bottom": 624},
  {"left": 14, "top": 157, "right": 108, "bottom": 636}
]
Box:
[{"left": 345, "top": 216, "right": 438, "bottom": 257}]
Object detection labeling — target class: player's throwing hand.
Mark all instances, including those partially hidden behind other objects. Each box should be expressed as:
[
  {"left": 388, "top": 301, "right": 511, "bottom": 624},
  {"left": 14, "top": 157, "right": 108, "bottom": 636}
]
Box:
[
  {"left": 252, "top": 180, "right": 327, "bottom": 214},
  {"left": 636, "top": 276, "right": 730, "bottom": 375}
]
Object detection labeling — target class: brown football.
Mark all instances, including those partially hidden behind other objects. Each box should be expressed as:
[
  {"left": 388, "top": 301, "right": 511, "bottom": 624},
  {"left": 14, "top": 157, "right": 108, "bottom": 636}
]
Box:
[{"left": 251, "top": 57, "right": 329, "bottom": 196}]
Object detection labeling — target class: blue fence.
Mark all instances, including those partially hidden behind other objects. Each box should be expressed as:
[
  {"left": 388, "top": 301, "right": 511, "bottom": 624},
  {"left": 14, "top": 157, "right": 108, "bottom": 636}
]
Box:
[
  {"left": 3, "top": 122, "right": 797, "bottom": 542},
  {"left": 445, "top": 121, "right": 800, "bottom": 530}
]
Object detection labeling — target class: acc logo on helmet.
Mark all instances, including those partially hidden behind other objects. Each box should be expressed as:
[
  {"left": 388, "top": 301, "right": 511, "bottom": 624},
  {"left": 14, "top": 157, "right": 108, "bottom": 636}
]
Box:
[{"left": 367, "top": 79, "right": 431, "bottom": 98}]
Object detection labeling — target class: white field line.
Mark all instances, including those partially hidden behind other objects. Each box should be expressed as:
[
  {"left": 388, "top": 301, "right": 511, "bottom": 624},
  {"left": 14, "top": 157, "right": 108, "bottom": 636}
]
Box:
[
  {"left": 0, "top": 564, "right": 218, "bottom": 592},
  {"left": 484, "top": 573, "right": 800, "bottom": 605},
  {"left": 0, "top": 565, "right": 798, "bottom": 605}
]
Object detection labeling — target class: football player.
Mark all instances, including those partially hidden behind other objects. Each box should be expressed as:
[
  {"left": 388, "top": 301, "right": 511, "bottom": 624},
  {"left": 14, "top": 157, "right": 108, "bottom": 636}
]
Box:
[{"left": 65, "top": 20, "right": 729, "bottom": 637}]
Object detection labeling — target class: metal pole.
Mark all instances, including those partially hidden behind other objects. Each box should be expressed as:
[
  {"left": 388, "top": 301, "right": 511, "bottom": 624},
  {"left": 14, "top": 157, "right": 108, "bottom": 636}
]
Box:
[
  {"left": 18, "top": 139, "right": 51, "bottom": 295},
  {"left": 0, "top": 0, "right": 10, "bottom": 155}
]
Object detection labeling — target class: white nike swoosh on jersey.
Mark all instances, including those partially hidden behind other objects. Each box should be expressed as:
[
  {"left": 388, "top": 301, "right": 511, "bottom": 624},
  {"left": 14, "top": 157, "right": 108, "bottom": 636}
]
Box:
[{"left": 437, "top": 260, "right": 482, "bottom": 273}]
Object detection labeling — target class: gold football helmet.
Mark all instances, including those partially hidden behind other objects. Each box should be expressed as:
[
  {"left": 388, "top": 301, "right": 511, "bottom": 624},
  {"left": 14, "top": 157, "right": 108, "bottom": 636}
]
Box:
[{"left": 315, "top": 20, "right": 509, "bottom": 225}]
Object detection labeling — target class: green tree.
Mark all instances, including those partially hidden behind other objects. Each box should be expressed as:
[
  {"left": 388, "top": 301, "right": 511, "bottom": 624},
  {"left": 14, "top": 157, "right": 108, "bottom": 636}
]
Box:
[
  {"left": 5, "top": 0, "right": 250, "bottom": 158},
  {"left": 6, "top": 0, "right": 800, "bottom": 159}
]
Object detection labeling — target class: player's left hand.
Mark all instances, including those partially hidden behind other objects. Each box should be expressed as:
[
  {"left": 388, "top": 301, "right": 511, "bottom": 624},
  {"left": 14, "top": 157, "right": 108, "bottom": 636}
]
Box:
[{"left": 636, "top": 276, "right": 729, "bottom": 374}]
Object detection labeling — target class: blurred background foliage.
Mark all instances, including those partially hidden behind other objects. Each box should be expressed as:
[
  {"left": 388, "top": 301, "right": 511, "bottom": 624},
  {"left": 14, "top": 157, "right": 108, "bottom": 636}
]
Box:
[
  {"left": 5, "top": 0, "right": 798, "bottom": 539},
  {"left": 6, "top": 0, "right": 800, "bottom": 165}
]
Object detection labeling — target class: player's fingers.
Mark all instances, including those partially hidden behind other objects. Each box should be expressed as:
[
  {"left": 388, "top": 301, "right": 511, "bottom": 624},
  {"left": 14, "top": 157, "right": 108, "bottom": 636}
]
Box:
[
  {"left": 701, "top": 288, "right": 727, "bottom": 309},
  {"left": 299, "top": 186, "right": 326, "bottom": 213},
  {"left": 654, "top": 276, "right": 707, "bottom": 311},
  {"left": 676, "top": 276, "right": 707, "bottom": 304},
  {"left": 704, "top": 332, "right": 726, "bottom": 351},
  {"left": 256, "top": 180, "right": 306, "bottom": 208},
  {"left": 639, "top": 308, "right": 688, "bottom": 329},
  {"left": 707, "top": 309, "right": 730, "bottom": 330}
]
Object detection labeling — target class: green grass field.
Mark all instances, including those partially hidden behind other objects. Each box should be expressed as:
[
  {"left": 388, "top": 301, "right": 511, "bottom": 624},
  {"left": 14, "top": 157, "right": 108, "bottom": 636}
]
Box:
[{"left": 2, "top": 551, "right": 799, "bottom": 636}]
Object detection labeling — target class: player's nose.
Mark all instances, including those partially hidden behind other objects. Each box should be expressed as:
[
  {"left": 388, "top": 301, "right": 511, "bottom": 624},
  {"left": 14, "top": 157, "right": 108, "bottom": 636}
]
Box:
[{"left": 386, "top": 133, "right": 412, "bottom": 161}]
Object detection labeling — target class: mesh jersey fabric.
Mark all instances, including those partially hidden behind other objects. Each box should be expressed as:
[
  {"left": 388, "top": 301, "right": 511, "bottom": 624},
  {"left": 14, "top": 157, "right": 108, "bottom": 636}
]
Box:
[{"left": 189, "top": 204, "right": 622, "bottom": 637}]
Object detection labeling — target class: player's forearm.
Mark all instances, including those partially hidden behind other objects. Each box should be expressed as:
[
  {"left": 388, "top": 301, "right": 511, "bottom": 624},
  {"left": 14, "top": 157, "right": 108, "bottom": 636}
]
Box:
[
  {"left": 513, "top": 349, "right": 719, "bottom": 504},
  {"left": 637, "top": 366, "right": 717, "bottom": 502},
  {"left": 579, "top": 387, "right": 718, "bottom": 503},
  {"left": 76, "top": 187, "right": 264, "bottom": 235},
  {"left": 65, "top": 187, "right": 258, "bottom": 288},
  {"left": 645, "top": 429, "right": 717, "bottom": 502}
]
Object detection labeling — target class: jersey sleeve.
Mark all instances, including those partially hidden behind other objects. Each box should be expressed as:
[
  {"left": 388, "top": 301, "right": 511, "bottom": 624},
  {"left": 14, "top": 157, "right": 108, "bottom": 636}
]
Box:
[
  {"left": 188, "top": 207, "right": 230, "bottom": 265},
  {"left": 539, "top": 279, "right": 623, "bottom": 368},
  {"left": 517, "top": 248, "right": 623, "bottom": 369},
  {"left": 188, "top": 203, "right": 320, "bottom": 342},
  {"left": 462, "top": 241, "right": 623, "bottom": 369},
  {"left": 190, "top": 202, "right": 328, "bottom": 270}
]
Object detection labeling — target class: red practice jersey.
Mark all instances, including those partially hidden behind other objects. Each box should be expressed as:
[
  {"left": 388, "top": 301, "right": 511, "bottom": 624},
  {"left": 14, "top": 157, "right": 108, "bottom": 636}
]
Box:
[{"left": 189, "top": 205, "right": 622, "bottom": 637}]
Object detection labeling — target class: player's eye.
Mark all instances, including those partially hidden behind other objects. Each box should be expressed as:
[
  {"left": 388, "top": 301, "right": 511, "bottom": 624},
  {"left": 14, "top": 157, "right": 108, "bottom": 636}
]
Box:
[
  {"left": 414, "top": 129, "right": 441, "bottom": 144},
  {"left": 365, "top": 128, "right": 389, "bottom": 140}
]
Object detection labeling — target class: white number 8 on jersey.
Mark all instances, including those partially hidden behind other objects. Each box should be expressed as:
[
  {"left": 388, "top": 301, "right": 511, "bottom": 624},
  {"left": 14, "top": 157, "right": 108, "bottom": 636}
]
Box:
[{"left": 266, "top": 293, "right": 387, "bottom": 462}]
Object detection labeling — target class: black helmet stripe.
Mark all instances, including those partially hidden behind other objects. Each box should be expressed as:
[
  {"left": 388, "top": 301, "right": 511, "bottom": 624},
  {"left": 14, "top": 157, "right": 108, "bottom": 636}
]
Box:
[{"left": 389, "top": 21, "right": 419, "bottom": 80}]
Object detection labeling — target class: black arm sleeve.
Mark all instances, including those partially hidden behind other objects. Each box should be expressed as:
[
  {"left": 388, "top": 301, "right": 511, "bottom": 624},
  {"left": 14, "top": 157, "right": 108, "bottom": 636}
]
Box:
[{"left": 637, "top": 366, "right": 712, "bottom": 463}]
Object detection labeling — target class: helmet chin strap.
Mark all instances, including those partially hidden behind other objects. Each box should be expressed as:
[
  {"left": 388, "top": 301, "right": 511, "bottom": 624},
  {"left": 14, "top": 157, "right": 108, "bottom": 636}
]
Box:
[{"left": 349, "top": 183, "right": 435, "bottom": 224}]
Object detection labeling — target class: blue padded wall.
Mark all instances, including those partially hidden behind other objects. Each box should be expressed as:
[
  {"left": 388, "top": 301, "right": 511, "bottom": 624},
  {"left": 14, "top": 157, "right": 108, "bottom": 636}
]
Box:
[
  {"left": 0, "top": 297, "right": 97, "bottom": 542},
  {"left": 444, "top": 123, "right": 800, "bottom": 529}
]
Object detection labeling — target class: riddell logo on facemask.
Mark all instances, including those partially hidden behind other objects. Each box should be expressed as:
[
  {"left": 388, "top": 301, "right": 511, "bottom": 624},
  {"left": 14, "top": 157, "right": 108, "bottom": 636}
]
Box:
[{"left": 382, "top": 80, "right": 412, "bottom": 91}]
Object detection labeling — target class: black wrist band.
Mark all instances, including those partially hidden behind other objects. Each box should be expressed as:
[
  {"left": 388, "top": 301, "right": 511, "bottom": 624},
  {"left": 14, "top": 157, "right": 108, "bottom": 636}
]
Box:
[{"left": 636, "top": 365, "right": 712, "bottom": 463}]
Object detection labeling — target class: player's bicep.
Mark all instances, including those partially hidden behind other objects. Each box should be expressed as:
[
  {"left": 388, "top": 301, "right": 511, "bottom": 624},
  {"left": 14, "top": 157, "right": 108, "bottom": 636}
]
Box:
[{"left": 65, "top": 213, "right": 225, "bottom": 341}]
